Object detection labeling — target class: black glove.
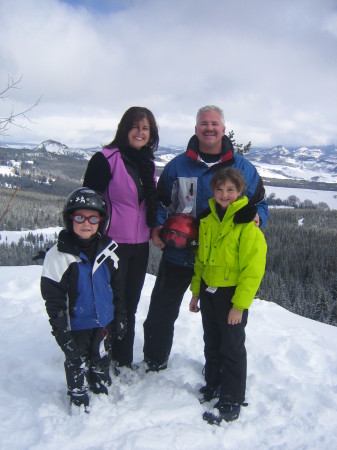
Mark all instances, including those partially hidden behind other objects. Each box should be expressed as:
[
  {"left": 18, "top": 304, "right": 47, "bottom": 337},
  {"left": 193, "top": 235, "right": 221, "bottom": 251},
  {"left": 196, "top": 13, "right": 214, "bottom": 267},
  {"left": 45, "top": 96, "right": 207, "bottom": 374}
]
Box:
[
  {"left": 32, "top": 250, "right": 46, "bottom": 261},
  {"left": 233, "top": 203, "right": 258, "bottom": 224},
  {"left": 113, "top": 313, "right": 127, "bottom": 341},
  {"left": 52, "top": 327, "right": 81, "bottom": 359}
]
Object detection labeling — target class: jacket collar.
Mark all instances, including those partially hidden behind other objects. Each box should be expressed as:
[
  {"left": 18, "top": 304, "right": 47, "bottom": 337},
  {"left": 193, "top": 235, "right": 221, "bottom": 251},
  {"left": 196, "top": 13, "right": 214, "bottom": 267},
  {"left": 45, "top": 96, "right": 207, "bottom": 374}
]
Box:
[
  {"left": 185, "top": 134, "right": 235, "bottom": 164},
  {"left": 208, "top": 196, "right": 249, "bottom": 222},
  {"left": 57, "top": 229, "right": 111, "bottom": 258}
]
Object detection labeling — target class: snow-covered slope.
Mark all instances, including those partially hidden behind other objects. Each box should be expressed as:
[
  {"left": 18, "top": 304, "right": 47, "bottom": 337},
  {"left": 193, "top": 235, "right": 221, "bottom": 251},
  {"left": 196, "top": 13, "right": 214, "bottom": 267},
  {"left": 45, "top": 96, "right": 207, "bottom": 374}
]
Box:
[{"left": 0, "top": 265, "right": 336, "bottom": 450}]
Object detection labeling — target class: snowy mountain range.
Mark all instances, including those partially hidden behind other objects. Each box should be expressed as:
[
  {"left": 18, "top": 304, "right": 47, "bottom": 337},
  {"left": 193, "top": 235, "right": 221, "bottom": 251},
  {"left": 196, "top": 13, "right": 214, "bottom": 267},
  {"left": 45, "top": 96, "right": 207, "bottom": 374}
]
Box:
[
  {"left": 1, "top": 139, "right": 336, "bottom": 185},
  {"left": 246, "top": 145, "right": 337, "bottom": 184}
]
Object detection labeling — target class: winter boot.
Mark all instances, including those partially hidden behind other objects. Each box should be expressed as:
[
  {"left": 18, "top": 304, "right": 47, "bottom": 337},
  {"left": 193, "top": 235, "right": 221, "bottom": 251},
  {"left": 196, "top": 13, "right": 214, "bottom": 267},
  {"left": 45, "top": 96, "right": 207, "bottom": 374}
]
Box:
[
  {"left": 203, "top": 401, "right": 241, "bottom": 425},
  {"left": 144, "top": 358, "right": 167, "bottom": 373},
  {"left": 198, "top": 384, "right": 220, "bottom": 404},
  {"left": 69, "top": 391, "right": 90, "bottom": 415},
  {"left": 89, "top": 380, "right": 110, "bottom": 395},
  {"left": 89, "top": 363, "right": 112, "bottom": 395}
]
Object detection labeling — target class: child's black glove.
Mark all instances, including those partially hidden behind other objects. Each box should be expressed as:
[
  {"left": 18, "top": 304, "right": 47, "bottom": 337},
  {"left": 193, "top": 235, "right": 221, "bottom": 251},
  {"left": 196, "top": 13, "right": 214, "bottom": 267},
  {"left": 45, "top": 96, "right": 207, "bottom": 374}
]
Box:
[
  {"left": 52, "top": 327, "right": 81, "bottom": 359},
  {"left": 114, "top": 312, "right": 127, "bottom": 341}
]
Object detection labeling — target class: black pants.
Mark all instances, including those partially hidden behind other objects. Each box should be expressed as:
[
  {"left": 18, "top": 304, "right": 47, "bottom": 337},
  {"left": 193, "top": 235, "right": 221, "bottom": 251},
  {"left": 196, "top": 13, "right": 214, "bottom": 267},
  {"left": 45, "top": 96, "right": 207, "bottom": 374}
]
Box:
[
  {"left": 143, "top": 259, "right": 194, "bottom": 367},
  {"left": 200, "top": 280, "right": 248, "bottom": 404},
  {"left": 65, "top": 324, "right": 112, "bottom": 400},
  {"left": 111, "top": 242, "right": 149, "bottom": 366}
]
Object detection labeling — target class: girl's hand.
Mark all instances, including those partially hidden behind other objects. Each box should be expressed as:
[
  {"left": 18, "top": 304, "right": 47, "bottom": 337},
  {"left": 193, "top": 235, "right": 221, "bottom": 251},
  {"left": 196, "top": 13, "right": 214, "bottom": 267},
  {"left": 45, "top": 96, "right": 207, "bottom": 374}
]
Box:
[
  {"left": 228, "top": 307, "right": 243, "bottom": 325},
  {"left": 189, "top": 296, "right": 200, "bottom": 313}
]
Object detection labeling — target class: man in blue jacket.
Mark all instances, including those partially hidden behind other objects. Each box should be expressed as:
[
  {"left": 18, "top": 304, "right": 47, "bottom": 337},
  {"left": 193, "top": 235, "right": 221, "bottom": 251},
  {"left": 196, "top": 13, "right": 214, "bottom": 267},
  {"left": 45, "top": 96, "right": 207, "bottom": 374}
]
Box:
[{"left": 143, "top": 105, "right": 268, "bottom": 371}]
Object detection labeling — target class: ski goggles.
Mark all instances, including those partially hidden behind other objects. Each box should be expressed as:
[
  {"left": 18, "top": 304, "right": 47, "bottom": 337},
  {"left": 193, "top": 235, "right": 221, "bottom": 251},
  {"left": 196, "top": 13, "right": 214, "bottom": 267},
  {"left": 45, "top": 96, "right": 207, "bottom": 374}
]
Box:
[
  {"left": 71, "top": 214, "right": 103, "bottom": 224},
  {"left": 160, "top": 229, "right": 189, "bottom": 249}
]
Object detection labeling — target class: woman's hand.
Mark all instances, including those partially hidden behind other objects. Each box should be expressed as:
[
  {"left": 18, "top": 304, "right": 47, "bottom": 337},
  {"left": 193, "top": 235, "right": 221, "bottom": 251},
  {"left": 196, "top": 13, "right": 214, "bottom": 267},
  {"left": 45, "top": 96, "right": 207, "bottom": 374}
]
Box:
[{"left": 189, "top": 295, "right": 200, "bottom": 313}]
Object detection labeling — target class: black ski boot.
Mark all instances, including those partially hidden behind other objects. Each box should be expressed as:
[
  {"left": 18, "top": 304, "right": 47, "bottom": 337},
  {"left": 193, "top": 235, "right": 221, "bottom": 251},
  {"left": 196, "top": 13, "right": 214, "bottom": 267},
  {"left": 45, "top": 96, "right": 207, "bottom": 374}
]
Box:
[
  {"left": 89, "top": 364, "right": 111, "bottom": 395},
  {"left": 144, "top": 358, "right": 167, "bottom": 373},
  {"left": 69, "top": 391, "right": 90, "bottom": 415},
  {"left": 203, "top": 401, "right": 241, "bottom": 425},
  {"left": 198, "top": 384, "right": 220, "bottom": 404}
]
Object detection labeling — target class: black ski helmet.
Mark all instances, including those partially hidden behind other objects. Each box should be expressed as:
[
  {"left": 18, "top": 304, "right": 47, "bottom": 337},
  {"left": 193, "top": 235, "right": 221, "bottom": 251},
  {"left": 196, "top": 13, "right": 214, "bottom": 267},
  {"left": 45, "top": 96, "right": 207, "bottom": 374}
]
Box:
[{"left": 63, "top": 187, "right": 108, "bottom": 234}]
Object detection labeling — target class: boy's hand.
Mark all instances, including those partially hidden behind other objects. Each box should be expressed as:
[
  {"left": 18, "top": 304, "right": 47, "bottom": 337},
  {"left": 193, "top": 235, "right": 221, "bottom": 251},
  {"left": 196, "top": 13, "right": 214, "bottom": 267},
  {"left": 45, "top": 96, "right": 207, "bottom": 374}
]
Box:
[
  {"left": 52, "top": 327, "right": 81, "bottom": 358},
  {"left": 228, "top": 307, "right": 243, "bottom": 325},
  {"left": 189, "top": 295, "right": 200, "bottom": 312}
]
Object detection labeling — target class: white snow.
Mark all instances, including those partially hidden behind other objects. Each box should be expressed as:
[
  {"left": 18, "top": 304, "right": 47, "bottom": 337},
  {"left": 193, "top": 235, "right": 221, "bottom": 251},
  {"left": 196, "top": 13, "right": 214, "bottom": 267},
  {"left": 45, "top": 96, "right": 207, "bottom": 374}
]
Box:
[
  {"left": 253, "top": 161, "right": 336, "bottom": 184},
  {"left": 264, "top": 186, "right": 337, "bottom": 210},
  {"left": 0, "top": 165, "right": 17, "bottom": 176},
  {"left": 155, "top": 153, "right": 177, "bottom": 167},
  {"left": 0, "top": 265, "right": 337, "bottom": 450},
  {"left": 0, "top": 227, "right": 61, "bottom": 245}
]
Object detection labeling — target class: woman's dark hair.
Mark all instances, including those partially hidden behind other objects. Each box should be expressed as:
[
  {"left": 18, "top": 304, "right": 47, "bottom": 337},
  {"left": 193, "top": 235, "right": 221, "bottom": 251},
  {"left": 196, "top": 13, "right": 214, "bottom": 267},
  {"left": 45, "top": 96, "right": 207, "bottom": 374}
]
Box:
[
  {"left": 210, "top": 167, "right": 246, "bottom": 194},
  {"left": 106, "top": 106, "right": 159, "bottom": 156}
]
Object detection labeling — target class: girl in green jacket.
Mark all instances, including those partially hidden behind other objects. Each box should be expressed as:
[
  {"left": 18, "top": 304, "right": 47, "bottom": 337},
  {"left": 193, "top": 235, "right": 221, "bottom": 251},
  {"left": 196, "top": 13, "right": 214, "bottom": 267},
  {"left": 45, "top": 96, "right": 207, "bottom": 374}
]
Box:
[{"left": 189, "top": 167, "right": 267, "bottom": 425}]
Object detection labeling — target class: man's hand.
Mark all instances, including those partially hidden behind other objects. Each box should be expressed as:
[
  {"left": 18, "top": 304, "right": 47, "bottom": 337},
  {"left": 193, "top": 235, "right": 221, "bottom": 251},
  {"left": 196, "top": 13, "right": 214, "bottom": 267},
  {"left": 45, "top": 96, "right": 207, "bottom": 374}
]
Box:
[
  {"left": 52, "top": 327, "right": 81, "bottom": 358},
  {"left": 151, "top": 225, "right": 165, "bottom": 249},
  {"left": 254, "top": 213, "right": 261, "bottom": 227}
]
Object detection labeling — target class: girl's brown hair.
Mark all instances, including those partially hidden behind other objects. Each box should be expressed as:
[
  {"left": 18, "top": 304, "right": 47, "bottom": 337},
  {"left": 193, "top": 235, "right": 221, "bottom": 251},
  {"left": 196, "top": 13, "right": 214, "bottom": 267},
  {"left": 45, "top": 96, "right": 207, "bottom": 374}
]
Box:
[{"left": 210, "top": 167, "right": 246, "bottom": 194}]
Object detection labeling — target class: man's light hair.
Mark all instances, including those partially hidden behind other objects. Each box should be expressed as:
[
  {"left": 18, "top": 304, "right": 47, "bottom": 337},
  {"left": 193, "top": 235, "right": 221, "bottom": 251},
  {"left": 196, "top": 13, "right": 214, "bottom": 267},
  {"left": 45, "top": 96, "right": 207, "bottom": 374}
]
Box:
[{"left": 196, "top": 105, "right": 225, "bottom": 124}]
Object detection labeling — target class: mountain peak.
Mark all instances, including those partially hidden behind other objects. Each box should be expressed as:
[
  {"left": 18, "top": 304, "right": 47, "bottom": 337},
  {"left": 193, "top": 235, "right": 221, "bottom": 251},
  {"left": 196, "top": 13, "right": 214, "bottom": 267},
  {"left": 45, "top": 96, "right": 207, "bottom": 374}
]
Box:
[{"left": 36, "top": 140, "right": 69, "bottom": 152}]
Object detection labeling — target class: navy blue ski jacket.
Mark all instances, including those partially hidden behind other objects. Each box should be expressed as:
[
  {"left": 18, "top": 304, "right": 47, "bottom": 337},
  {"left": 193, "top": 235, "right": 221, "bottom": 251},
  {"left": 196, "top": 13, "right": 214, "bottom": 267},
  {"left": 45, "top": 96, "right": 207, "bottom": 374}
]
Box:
[
  {"left": 41, "top": 230, "right": 123, "bottom": 331},
  {"left": 157, "top": 134, "right": 269, "bottom": 266}
]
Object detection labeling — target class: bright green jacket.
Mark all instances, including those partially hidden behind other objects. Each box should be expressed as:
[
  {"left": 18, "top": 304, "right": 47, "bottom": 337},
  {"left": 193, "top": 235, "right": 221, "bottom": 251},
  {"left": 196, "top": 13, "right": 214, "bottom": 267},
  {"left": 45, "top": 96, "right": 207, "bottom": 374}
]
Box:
[{"left": 190, "top": 196, "right": 267, "bottom": 311}]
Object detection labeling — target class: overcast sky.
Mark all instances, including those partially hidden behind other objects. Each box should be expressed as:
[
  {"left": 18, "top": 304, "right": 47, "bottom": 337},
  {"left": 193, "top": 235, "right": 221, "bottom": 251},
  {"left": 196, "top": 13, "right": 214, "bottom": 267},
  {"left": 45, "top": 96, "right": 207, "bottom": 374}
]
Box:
[{"left": 1, "top": 0, "right": 337, "bottom": 148}]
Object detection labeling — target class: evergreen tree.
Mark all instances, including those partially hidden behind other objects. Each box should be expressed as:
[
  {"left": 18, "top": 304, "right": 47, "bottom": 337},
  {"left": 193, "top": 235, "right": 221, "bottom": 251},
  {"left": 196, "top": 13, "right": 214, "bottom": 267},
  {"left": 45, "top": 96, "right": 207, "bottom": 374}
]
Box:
[{"left": 227, "top": 130, "right": 251, "bottom": 155}]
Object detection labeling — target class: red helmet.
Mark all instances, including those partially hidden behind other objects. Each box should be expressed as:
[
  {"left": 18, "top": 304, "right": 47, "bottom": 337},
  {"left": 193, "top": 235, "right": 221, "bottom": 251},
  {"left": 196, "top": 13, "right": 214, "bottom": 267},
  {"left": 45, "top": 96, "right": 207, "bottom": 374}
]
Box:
[{"left": 160, "top": 213, "right": 198, "bottom": 249}]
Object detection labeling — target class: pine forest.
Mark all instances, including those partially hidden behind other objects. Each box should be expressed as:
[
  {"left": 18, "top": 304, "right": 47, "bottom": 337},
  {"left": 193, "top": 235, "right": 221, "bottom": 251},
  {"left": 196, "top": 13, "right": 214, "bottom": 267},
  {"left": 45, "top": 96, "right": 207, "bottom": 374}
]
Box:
[{"left": 0, "top": 188, "right": 336, "bottom": 327}]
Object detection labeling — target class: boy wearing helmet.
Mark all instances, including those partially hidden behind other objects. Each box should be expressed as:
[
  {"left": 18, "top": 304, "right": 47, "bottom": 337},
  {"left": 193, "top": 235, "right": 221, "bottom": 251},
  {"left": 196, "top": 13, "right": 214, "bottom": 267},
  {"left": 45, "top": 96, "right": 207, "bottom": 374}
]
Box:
[{"left": 41, "top": 188, "right": 126, "bottom": 413}]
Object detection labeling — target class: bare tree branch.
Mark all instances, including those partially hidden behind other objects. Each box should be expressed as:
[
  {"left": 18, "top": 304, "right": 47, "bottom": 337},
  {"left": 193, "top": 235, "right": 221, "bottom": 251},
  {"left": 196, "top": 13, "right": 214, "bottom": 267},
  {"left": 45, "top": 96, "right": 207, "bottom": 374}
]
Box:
[
  {"left": 0, "top": 187, "right": 20, "bottom": 226},
  {"left": 0, "top": 75, "right": 41, "bottom": 136},
  {"left": 0, "top": 74, "right": 23, "bottom": 97}
]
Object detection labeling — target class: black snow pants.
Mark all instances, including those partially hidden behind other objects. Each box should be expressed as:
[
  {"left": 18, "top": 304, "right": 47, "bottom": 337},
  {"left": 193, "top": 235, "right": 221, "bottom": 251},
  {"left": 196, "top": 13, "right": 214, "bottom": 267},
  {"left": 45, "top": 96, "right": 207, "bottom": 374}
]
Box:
[
  {"left": 65, "top": 324, "right": 112, "bottom": 402},
  {"left": 143, "top": 258, "right": 194, "bottom": 368},
  {"left": 199, "top": 280, "right": 248, "bottom": 405},
  {"left": 111, "top": 242, "right": 149, "bottom": 366}
]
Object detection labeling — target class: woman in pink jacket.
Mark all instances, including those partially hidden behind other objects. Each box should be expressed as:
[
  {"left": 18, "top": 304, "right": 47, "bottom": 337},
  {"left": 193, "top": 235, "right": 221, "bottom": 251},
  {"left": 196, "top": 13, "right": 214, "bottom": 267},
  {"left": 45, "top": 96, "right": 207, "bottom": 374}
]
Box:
[{"left": 83, "top": 107, "right": 159, "bottom": 369}]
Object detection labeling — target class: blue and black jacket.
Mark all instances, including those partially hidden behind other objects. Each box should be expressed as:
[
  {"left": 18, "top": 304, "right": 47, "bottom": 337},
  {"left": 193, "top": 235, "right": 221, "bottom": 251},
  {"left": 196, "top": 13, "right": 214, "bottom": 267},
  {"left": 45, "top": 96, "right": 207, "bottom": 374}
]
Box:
[
  {"left": 41, "top": 230, "right": 123, "bottom": 331},
  {"left": 157, "top": 134, "right": 269, "bottom": 266}
]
